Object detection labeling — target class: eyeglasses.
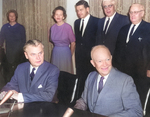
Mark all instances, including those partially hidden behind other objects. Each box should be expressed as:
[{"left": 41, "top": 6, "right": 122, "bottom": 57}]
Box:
[
  {"left": 129, "top": 10, "right": 143, "bottom": 15},
  {"left": 103, "top": 4, "right": 113, "bottom": 9}
]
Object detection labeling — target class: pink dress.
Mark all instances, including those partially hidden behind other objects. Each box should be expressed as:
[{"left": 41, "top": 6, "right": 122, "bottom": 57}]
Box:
[{"left": 50, "top": 23, "right": 75, "bottom": 73}]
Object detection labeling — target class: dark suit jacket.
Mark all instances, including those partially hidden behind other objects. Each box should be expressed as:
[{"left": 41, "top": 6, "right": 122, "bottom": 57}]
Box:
[
  {"left": 96, "top": 13, "right": 130, "bottom": 55},
  {"left": 74, "top": 15, "right": 99, "bottom": 98},
  {"left": 113, "top": 20, "right": 150, "bottom": 106},
  {"left": 1, "top": 61, "right": 60, "bottom": 103},
  {"left": 74, "top": 15, "right": 99, "bottom": 75}
]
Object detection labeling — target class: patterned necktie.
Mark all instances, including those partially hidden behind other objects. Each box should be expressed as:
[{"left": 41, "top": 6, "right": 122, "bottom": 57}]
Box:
[
  {"left": 80, "top": 19, "right": 84, "bottom": 35},
  {"left": 98, "top": 76, "right": 104, "bottom": 93},
  {"left": 30, "top": 68, "right": 35, "bottom": 81},
  {"left": 104, "top": 18, "right": 110, "bottom": 34}
]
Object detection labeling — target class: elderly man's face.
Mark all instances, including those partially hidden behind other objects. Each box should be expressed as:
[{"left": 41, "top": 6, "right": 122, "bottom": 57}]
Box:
[
  {"left": 24, "top": 44, "right": 44, "bottom": 67},
  {"left": 129, "top": 4, "right": 144, "bottom": 24},
  {"left": 91, "top": 47, "right": 112, "bottom": 76},
  {"left": 103, "top": 1, "right": 116, "bottom": 17}
]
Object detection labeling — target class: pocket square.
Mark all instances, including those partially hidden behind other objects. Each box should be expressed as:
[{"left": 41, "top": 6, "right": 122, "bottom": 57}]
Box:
[
  {"left": 38, "top": 84, "right": 43, "bottom": 88},
  {"left": 138, "top": 37, "right": 142, "bottom": 42}
]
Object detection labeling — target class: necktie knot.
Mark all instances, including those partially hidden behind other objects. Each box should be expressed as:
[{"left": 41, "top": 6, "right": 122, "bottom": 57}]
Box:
[
  {"left": 30, "top": 68, "right": 35, "bottom": 81},
  {"left": 98, "top": 76, "right": 104, "bottom": 93}
]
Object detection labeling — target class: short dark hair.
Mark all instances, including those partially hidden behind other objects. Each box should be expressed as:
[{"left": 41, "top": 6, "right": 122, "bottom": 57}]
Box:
[
  {"left": 75, "top": 0, "right": 90, "bottom": 8},
  {"left": 52, "top": 6, "right": 67, "bottom": 23},
  {"left": 6, "top": 9, "right": 18, "bottom": 22}
]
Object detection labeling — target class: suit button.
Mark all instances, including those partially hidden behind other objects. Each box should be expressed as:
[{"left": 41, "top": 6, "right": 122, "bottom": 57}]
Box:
[
  {"left": 81, "top": 43, "right": 83, "bottom": 45},
  {"left": 103, "top": 41, "right": 104, "bottom": 43}
]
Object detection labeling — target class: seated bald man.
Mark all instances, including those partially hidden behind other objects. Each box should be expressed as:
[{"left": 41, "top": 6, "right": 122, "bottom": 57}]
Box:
[{"left": 74, "top": 45, "right": 143, "bottom": 117}]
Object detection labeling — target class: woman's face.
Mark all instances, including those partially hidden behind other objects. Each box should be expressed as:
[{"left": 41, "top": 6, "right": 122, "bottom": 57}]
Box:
[
  {"left": 54, "top": 10, "right": 64, "bottom": 23},
  {"left": 9, "top": 12, "right": 16, "bottom": 23}
]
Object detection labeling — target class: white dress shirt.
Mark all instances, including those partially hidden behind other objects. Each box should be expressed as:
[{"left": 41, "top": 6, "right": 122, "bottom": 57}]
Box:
[
  {"left": 126, "top": 22, "right": 141, "bottom": 43},
  {"left": 80, "top": 14, "right": 90, "bottom": 36}
]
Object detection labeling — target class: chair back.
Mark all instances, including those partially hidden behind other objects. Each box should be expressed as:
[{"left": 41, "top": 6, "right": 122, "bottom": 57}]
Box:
[{"left": 57, "top": 71, "right": 78, "bottom": 107}]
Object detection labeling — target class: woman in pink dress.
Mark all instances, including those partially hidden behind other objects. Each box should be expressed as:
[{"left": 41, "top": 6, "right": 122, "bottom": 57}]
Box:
[{"left": 49, "top": 6, "right": 75, "bottom": 73}]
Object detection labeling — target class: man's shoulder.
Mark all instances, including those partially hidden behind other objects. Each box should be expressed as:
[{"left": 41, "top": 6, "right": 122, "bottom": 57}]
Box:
[
  {"left": 74, "top": 19, "right": 80, "bottom": 23},
  {"left": 89, "top": 71, "right": 98, "bottom": 75},
  {"left": 111, "top": 67, "right": 132, "bottom": 81},
  {"left": 89, "top": 15, "right": 99, "bottom": 25},
  {"left": 141, "top": 20, "right": 150, "bottom": 29},
  {"left": 40, "top": 61, "right": 59, "bottom": 72},
  {"left": 17, "top": 62, "right": 30, "bottom": 68},
  {"left": 116, "top": 13, "right": 127, "bottom": 17},
  {"left": 119, "top": 23, "right": 130, "bottom": 31},
  {"left": 90, "top": 15, "right": 99, "bottom": 20},
  {"left": 87, "top": 71, "right": 98, "bottom": 80}
]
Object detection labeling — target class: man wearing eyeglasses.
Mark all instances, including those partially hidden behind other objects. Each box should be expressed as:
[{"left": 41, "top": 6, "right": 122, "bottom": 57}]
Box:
[
  {"left": 96, "top": 0, "right": 130, "bottom": 56},
  {"left": 113, "top": 4, "right": 150, "bottom": 115}
]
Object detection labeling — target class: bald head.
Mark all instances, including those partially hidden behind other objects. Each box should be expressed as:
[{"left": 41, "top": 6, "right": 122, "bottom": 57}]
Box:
[{"left": 91, "top": 45, "right": 111, "bottom": 60}]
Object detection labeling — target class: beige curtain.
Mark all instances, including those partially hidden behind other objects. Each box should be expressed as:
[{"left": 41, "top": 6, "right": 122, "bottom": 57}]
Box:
[
  {"left": 3, "top": 0, "right": 150, "bottom": 61},
  {"left": 2, "top": 0, "right": 66, "bottom": 61},
  {"left": 89, "top": 0, "right": 150, "bottom": 21}
]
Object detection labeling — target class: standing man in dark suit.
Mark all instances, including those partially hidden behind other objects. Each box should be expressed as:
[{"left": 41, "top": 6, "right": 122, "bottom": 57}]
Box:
[
  {"left": 113, "top": 4, "right": 150, "bottom": 113},
  {"left": 96, "top": 0, "right": 129, "bottom": 55},
  {"left": 0, "top": 39, "right": 60, "bottom": 103},
  {"left": 74, "top": 0, "right": 99, "bottom": 98}
]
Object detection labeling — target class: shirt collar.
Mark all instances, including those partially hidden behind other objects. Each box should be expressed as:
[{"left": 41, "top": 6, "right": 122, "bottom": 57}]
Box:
[
  {"left": 131, "top": 20, "right": 141, "bottom": 28},
  {"left": 81, "top": 14, "right": 90, "bottom": 21},
  {"left": 106, "top": 12, "right": 116, "bottom": 21},
  {"left": 30, "top": 65, "right": 38, "bottom": 73},
  {"left": 99, "top": 73, "right": 109, "bottom": 80}
]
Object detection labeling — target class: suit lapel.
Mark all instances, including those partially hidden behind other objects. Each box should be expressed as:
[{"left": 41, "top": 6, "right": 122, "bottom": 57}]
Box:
[
  {"left": 83, "top": 15, "right": 92, "bottom": 37},
  {"left": 91, "top": 73, "right": 99, "bottom": 106},
  {"left": 96, "top": 67, "right": 116, "bottom": 105},
  {"left": 101, "top": 18, "right": 106, "bottom": 40},
  {"left": 77, "top": 19, "right": 81, "bottom": 36},
  {"left": 26, "top": 64, "right": 31, "bottom": 91},
  {"left": 129, "top": 21, "right": 144, "bottom": 42},
  {"left": 106, "top": 13, "right": 118, "bottom": 34},
  {"left": 101, "top": 18, "right": 105, "bottom": 32}
]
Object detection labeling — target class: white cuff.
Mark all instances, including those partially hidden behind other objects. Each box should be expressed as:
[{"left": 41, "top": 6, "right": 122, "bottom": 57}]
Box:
[{"left": 18, "top": 93, "right": 24, "bottom": 102}]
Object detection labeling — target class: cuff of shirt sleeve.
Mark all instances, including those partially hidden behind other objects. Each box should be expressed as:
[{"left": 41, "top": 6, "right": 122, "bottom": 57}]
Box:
[{"left": 18, "top": 93, "right": 24, "bottom": 102}]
